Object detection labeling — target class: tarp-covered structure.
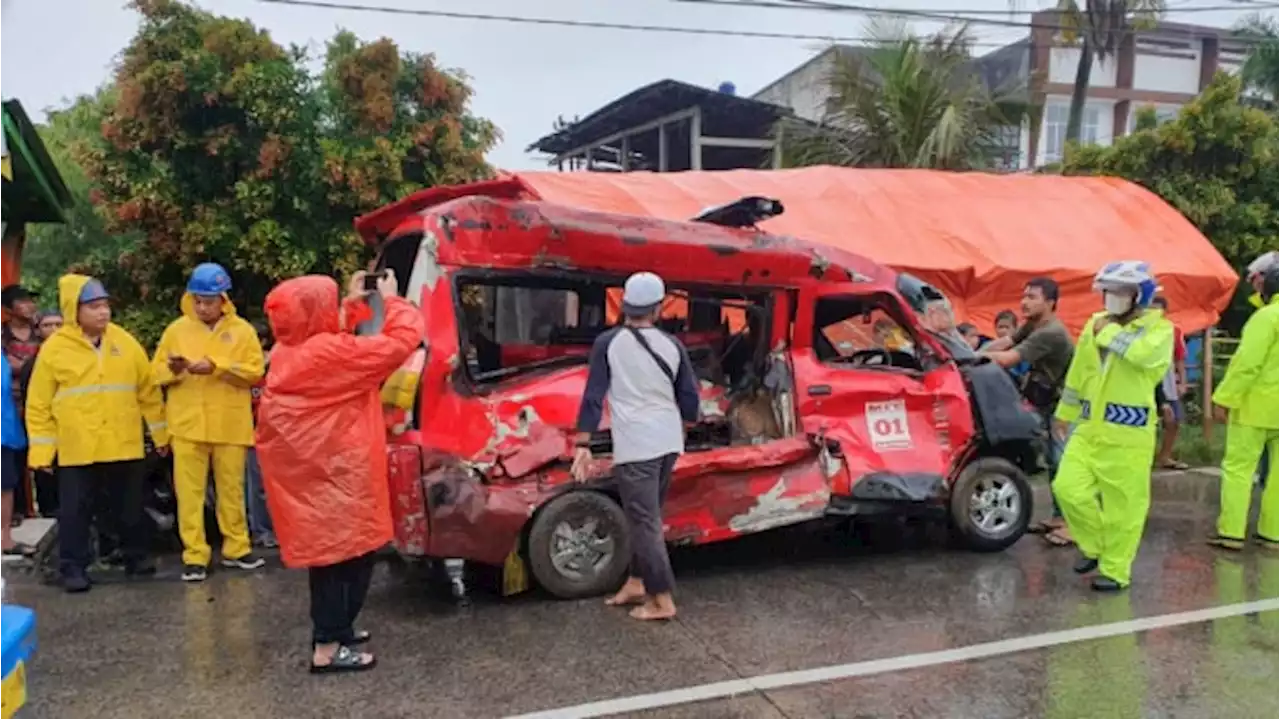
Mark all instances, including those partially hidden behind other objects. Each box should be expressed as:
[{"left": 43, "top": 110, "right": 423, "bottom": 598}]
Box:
[{"left": 503, "top": 167, "right": 1237, "bottom": 334}]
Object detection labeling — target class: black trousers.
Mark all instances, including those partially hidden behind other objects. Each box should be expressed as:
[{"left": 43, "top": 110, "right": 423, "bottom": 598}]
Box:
[
  {"left": 58, "top": 460, "right": 148, "bottom": 577},
  {"left": 11, "top": 448, "right": 29, "bottom": 516},
  {"left": 309, "top": 552, "right": 376, "bottom": 645},
  {"left": 615, "top": 453, "right": 677, "bottom": 596},
  {"left": 34, "top": 468, "right": 58, "bottom": 517}
]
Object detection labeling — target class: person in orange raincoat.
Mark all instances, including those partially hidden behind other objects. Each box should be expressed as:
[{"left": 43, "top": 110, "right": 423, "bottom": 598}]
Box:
[{"left": 255, "top": 270, "right": 422, "bottom": 674}]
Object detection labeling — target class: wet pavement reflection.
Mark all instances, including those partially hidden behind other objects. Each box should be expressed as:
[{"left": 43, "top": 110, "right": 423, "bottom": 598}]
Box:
[{"left": 7, "top": 501, "right": 1277, "bottom": 718}]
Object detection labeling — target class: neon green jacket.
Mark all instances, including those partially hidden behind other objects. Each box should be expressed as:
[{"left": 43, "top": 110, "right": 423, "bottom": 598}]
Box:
[
  {"left": 1213, "top": 295, "right": 1279, "bottom": 430},
  {"left": 1055, "top": 309, "right": 1174, "bottom": 442}
]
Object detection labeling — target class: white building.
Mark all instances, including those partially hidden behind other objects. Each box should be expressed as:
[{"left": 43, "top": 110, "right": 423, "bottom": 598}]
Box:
[{"left": 752, "top": 13, "right": 1251, "bottom": 170}]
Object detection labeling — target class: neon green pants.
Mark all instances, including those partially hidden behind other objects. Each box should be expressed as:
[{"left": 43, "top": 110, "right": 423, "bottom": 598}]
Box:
[
  {"left": 1052, "top": 431, "right": 1154, "bottom": 587},
  {"left": 1216, "top": 422, "right": 1279, "bottom": 542}
]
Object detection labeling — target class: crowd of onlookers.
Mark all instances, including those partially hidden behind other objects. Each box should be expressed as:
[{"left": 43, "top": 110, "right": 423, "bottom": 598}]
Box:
[{"left": 0, "top": 271, "right": 275, "bottom": 578}]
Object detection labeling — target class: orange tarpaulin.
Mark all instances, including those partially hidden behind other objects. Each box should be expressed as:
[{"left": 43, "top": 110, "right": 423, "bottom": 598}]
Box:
[{"left": 509, "top": 168, "right": 1238, "bottom": 335}]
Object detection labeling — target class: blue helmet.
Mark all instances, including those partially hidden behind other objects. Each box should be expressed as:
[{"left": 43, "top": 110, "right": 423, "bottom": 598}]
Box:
[
  {"left": 1093, "top": 260, "right": 1158, "bottom": 308},
  {"left": 187, "top": 263, "right": 232, "bottom": 296},
  {"left": 78, "top": 279, "right": 110, "bottom": 305}
]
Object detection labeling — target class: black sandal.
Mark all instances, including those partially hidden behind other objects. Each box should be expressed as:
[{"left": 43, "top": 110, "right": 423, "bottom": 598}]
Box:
[
  {"left": 310, "top": 645, "right": 376, "bottom": 674},
  {"left": 349, "top": 630, "right": 371, "bottom": 646}
]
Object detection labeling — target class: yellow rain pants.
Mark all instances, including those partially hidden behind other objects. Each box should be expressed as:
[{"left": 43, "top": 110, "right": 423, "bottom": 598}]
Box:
[
  {"left": 1053, "top": 308, "right": 1173, "bottom": 587},
  {"left": 173, "top": 439, "right": 250, "bottom": 566}
]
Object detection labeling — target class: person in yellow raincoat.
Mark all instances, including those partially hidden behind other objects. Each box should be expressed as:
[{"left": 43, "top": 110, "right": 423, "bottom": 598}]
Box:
[
  {"left": 152, "top": 263, "right": 265, "bottom": 582},
  {"left": 25, "top": 274, "right": 170, "bottom": 593},
  {"left": 1209, "top": 251, "right": 1279, "bottom": 551},
  {"left": 1052, "top": 261, "right": 1173, "bottom": 592}
]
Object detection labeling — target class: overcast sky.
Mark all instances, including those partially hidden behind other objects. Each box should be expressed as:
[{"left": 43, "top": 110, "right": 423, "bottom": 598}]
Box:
[{"left": 0, "top": 0, "right": 1262, "bottom": 170}]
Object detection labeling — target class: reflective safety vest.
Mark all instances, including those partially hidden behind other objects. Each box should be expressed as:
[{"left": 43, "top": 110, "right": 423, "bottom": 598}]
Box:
[{"left": 1055, "top": 308, "right": 1174, "bottom": 443}]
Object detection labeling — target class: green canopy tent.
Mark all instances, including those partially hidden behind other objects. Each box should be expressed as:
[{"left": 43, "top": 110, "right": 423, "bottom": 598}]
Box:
[{"left": 3, "top": 99, "right": 72, "bottom": 287}]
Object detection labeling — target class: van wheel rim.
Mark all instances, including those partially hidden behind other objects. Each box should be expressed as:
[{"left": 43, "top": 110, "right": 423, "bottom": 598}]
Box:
[
  {"left": 969, "top": 474, "right": 1021, "bottom": 537},
  {"left": 550, "top": 518, "right": 615, "bottom": 580}
]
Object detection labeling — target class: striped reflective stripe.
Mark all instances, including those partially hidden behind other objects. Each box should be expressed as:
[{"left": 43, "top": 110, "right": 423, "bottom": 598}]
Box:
[
  {"left": 52, "top": 383, "right": 137, "bottom": 400},
  {"left": 1108, "top": 328, "right": 1145, "bottom": 356},
  {"left": 1080, "top": 400, "right": 1092, "bottom": 420},
  {"left": 1103, "top": 402, "right": 1150, "bottom": 427},
  {"left": 27, "top": 437, "right": 55, "bottom": 445},
  {"left": 1060, "top": 388, "right": 1079, "bottom": 406},
  {"left": 147, "top": 421, "right": 168, "bottom": 432}
]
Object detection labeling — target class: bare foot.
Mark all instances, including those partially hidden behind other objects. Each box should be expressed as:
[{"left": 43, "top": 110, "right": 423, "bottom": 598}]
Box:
[
  {"left": 629, "top": 602, "right": 677, "bottom": 621},
  {"left": 605, "top": 578, "right": 646, "bottom": 606}
]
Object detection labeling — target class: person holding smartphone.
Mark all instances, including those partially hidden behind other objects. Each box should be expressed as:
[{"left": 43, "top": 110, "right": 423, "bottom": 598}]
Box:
[
  {"left": 256, "top": 269, "right": 422, "bottom": 673},
  {"left": 152, "top": 263, "right": 266, "bottom": 582}
]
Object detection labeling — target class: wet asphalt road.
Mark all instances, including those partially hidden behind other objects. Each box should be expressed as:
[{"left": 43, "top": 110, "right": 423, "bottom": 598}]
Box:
[{"left": 6, "top": 493, "right": 1278, "bottom": 719}]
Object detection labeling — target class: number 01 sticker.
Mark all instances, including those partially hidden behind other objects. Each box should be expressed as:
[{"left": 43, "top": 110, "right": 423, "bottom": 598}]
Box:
[{"left": 865, "top": 400, "right": 912, "bottom": 451}]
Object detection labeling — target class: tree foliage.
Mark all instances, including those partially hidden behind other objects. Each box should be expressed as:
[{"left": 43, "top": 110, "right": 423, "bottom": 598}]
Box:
[
  {"left": 26, "top": 0, "right": 497, "bottom": 346},
  {"left": 1234, "top": 13, "right": 1278, "bottom": 107},
  {"left": 779, "top": 22, "right": 1030, "bottom": 170},
  {"left": 1061, "top": 73, "right": 1278, "bottom": 330}
]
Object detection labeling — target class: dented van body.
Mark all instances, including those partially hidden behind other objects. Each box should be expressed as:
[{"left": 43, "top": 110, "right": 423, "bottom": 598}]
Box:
[{"left": 357, "top": 181, "right": 1040, "bottom": 598}]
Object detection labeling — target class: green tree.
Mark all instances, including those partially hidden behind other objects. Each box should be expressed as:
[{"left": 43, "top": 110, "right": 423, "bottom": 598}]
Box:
[
  {"left": 779, "top": 22, "right": 1030, "bottom": 170},
  {"left": 1061, "top": 73, "right": 1278, "bottom": 330},
  {"left": 51, "top": 0, "right": 497, "bottom": 346},
  {"left": 1234, "top": 13, "right": 1278, "bottom": 106},
  {"left": 22, "top": 90, "right": 154, "bottom": 328}
]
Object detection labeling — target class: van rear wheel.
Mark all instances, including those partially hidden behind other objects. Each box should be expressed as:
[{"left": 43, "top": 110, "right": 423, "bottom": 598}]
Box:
[
  {"left": 527, "top": 491, "right": 631, "bottom": 599},
  {"left": 949, "top": 458, "right": 1032, "bottom": 552}
]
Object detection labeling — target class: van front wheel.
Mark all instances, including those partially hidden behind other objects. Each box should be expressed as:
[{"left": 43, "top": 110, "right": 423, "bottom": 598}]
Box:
[
  {"left": 527, "top": 491, "right": 632, "bottom": 599},
  {"left": 949, "top": 458, "right": 1032, "bottom": 552}
]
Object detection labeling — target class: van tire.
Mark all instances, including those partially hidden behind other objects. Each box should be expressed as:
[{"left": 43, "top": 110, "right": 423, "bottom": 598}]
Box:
[
  {"left": 948, "top": 458, "right": 1032, "bottom": 552},
  {"left": 527, "top": 491, "right": 631, "bottom": 599}
]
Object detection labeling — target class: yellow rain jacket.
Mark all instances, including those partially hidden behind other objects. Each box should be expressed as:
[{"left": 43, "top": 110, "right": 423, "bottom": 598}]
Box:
[
  {"left": 152, "top": 293, "right": 265, "bottom": 446},
  {"left": 1213, "top": 295, "right": 1279, "bottom": 430},
  {"left": 24, "top": 275, "right": 170, "bottom": 468}
]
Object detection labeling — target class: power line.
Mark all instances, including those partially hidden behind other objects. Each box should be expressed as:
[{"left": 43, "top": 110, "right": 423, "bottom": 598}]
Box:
[
  {"left": 761, "top": 0, "right": 1275, "bottom": 16},
  {"left": 686, "top": 0, "right": 1274, "bottom": 32},
  {"left": 254, "top": 0, "right": 1274, "bottom": 47}
]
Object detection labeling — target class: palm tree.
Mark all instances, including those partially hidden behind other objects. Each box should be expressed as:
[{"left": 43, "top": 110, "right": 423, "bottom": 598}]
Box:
[
  {"left": 1234, "top": 13, "right": 1278, "bottom": 106},
  {"left": 1049, "top": 0, "right": 1163, "bottom": 146},
  {"left": 779, "top": 21, "right": 1031, "bottom": 171}
]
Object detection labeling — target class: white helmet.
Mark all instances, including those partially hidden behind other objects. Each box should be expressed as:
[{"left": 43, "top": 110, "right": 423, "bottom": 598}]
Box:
[
  {"left": 1093, "top": 260, "right": 1158, "bottom": 308},
  {"left": 1246, "top": 251, "right": 1279, "bottom": 280}
]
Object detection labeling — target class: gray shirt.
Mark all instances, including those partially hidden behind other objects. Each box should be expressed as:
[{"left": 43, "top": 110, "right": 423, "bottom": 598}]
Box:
[{"left": 576, "top": 326, "right": 700, "bottom": 465}]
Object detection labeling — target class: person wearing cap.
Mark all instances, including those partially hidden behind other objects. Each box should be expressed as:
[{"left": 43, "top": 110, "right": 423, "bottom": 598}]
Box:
[
  {"left": 24, "top": 274, "right": 171, "bottom": 592},
  {"left": 1, "top": 282, "right": 40, "bottom": 524},
  {"left": 572, "top": 272, "right": 700, "bottom": 621},
  {"left": 152, "top": 263, "right": 265, "bottom": 582}
]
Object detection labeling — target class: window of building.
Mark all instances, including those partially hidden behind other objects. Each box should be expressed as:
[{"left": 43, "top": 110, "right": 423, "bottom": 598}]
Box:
[
  {"left": 987, "top": 124, "right": 1023, "bottom": 171},
  {"left": 1043, "top": 103, "right": 1100, "bottom": 163},
  {"left": 1127, "top": 105, "right": 1180, "bottom": 133}
]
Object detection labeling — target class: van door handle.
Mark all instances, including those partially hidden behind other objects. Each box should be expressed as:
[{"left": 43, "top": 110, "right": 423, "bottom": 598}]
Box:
[{"left": 807, "top": 385, "right": 832, "bottom": 397}]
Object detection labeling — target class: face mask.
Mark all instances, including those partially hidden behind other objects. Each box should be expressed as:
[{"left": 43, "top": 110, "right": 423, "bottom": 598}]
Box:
[{"left": 1103, "top": 291, "right": 1133, "bottom": 317}]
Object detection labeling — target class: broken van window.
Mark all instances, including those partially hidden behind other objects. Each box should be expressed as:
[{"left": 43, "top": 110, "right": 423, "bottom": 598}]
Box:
[
  {"left": 454, "top": 275, "right": 786, "bottom": 451},
  {"left": 813, "top": 297, "right": 922, "bottom": 371}
]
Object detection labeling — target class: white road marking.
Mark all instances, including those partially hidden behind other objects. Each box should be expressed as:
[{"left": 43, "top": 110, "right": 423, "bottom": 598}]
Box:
[{"left": 506, "top": 598, "right": 1279, "bottom": 719}]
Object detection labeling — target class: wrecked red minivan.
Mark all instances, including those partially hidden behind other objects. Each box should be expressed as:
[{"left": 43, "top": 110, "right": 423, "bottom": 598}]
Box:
[{"left": 355, "top": 182, "right": 1041, "bottom": 599}]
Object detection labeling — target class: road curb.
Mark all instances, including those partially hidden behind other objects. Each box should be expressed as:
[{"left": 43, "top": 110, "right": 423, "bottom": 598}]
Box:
[{"left": 1030, "top": 467, "right": 1223, "bottom": 508}]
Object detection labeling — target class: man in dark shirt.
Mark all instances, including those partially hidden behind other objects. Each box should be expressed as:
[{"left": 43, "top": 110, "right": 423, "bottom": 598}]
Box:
[{"left": 982, "top": 278, "right": 1075, "bottom": 545}]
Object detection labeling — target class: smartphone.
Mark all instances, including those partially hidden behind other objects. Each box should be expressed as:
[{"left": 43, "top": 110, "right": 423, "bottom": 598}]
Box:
[{"left": 363, "top": 271, "right": 383, "bottom": 292}]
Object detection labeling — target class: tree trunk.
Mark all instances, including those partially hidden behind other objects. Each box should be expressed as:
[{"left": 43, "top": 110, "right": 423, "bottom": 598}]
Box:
[{"left": 1065, "top": 38, "right": 1095, "bottom": 148}]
